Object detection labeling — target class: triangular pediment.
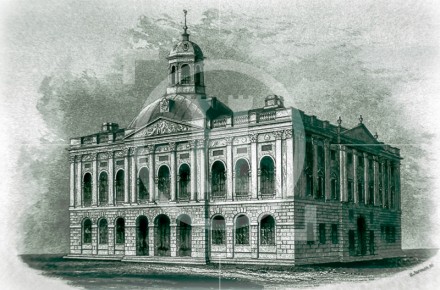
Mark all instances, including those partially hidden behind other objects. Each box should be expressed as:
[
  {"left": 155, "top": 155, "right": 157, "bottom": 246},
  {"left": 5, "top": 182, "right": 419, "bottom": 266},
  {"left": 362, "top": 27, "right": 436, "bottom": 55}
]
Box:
[
  {"left": 126, "top": 117, "right": 198, "bottom": 139},
  {"left": 341, "top": 124, "right": 380, "bottom": 145}
]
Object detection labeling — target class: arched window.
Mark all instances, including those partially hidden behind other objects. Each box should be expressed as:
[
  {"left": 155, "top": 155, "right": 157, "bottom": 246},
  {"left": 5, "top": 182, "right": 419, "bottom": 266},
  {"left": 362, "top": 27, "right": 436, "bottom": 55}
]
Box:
[
  {"left": 138, "top": 167, "right": 149, "bottom": 202},
  {"left": 235, "top": 214, "right": 249, "bottom": 245},
  {"left": 235, "top": 159, "right": 250, "bottom": 197},
  {"left": 83, "top": 219, "right": 92, "bottom": 244},
  {"left": 211, "top": 161, "right": 226, "bottom": 198},
  {"left": 260, "top": 215, "right": 275, "bottom": 245},
  {"left": 194, "top": 65, "right": 201, "bottom": 86},
  {"left": 178, "top": 164, "right": 190, "bottom": 201},
  {"left": 155, "top": 214, "right": 171, "bottom": 256},
  {"left": 211, "top": 215, "right": 226, "bottom": 245},
  {"left": 98, "top": 172, "right": 108, "bottom": 205},
  {"left": 115, "top": 170, "right": 124, "bottom": 202},
  {"left": 98, "top": 219, "right": 108, "bottom": 244},
  {"left": 260, "top": 156, "right": 275, "bottom": 196},
  {"left": 115, "top": 218, "right": 125, "bottom": 244},
  {"left": 158, "top": 166, "right": 170, "bottom": 200},
  {"left": 83, "top": 173, "right": 92, "bottom": 206},
  {"left": 181, "top": 64, "right": 190, "bottom": 84},
  {"left": 170, "top": 66, "right": 176, "bottom": 85}
]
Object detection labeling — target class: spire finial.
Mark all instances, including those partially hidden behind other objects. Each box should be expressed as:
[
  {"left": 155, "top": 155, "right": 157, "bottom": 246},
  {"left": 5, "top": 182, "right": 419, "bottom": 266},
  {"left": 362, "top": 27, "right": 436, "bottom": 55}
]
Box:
[
  {"left": 182, "top": 10, "right": 189, "bottom": 40},
  {"left": 374, "top": 132, "right": 378, "bottom": 139},
  {"left": 359, "top": 115, "right": 363, "bottom": 124},
  {"left": 337, "top": 116, "right": 342, "bottom": 126}
]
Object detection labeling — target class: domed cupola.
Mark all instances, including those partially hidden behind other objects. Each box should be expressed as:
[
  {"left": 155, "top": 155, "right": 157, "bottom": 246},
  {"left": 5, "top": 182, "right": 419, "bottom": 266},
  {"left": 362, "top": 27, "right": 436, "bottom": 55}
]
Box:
[{"left": 166, "top": 10, "right": 205, "bottom": 97}]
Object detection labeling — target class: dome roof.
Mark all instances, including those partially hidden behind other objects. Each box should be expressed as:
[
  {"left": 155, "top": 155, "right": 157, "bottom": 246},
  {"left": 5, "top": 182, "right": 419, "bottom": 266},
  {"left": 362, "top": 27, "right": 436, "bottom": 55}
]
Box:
[
  {"left": 127, "top": 95, "right": 232, "bottom": 130},
  {"left": 168, "top": 40, "right": 204, "bottom": 61}
]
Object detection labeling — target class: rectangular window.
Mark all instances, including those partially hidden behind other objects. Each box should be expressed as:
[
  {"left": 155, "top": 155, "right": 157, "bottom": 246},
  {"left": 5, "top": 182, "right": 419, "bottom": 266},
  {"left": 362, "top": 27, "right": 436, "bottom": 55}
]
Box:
[
  {"left": 179, "top": 153, "right": 190, "bottom": 159},
  {"left": 306, "top": 222, "right": 314, "bottom": 244},
  {"left": 331, "top": 178, "right": 338, "bottom": 200},
  {"left": 358, "top": 155, "right": 364, "bottom": 167},
  {"left": 319, "top": 223, "right": 326, "bottom": 244},
  {"left": 237, "top": 147, "right": 247, "bottom": 154},
  {"left": 158, "top": 155, "right": 168, "bottom": 161},
  {"left": 331, "top": 149, "right": 336, "bottom": 161},
  {"left": 139, "top": 158, "right": 147, "bottom": 164},
  {"left": 213, "top": 150, "right": 224, "bottom": 156},
  {"left": 331, "top": 224, "right": 338, "bottom": 244},
  {"left": 99, "top": 162, "right": 107, "bottom": 167},
  {"left": 261, "top": 144, "right": 272, "bottom": 151},
  {"left": 116, "top": 160, "right": 124, "bottom": 165},
  {"left": 349, "top": 230, "right": 355, "bottom": 255},
  {"left": 84, "top": 163, "right": 91, "bottom": 169},
  {"left": 348, "top": 180, "right": 354, "bottom": 202}
]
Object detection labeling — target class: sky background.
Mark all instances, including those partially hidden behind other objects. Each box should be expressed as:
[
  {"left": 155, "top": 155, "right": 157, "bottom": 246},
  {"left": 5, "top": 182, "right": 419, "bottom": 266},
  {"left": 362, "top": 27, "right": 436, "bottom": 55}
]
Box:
[{"left": 1, "top": 0, "right": 440, "bottom": 288}]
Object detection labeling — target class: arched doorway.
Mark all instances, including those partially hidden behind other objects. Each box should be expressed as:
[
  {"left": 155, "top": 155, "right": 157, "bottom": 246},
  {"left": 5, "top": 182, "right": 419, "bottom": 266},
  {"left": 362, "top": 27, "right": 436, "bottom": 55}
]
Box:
[
  {"left": 136, "top": 216, "right": 149, "bottom": 256},
  {"left": 177, "top": 214, "right": 192, "bottom": 257},
  {"left": 158, "top": 166, "right": 171, "bottom": 201},
  {"left": 178, "top": 164, "right": 190, "bottom": 201},
  {"left": 357, "top": 216, "right": 367, "bottom": 255},
  {"left": 155, "top": 214, "right": 171, "bottom": 256}
]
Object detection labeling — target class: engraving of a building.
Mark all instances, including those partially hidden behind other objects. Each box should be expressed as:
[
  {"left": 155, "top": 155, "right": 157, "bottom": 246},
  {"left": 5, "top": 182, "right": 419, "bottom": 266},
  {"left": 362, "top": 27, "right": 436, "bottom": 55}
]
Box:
[{"left": 67, "top": 18, "right": 402, "bottom": 265}]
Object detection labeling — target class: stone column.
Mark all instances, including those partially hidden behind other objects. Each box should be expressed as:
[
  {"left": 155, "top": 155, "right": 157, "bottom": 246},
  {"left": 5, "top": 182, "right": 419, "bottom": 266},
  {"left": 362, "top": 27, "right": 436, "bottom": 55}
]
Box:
[
  {"left": 373, "top": 156, "right": 379, "bottom": 206},
  {"left": 285, "top": 129, "right": 294, "bottom": 198},
  {"left": 249, "top": 133, "right": 258, "bottom": 199},
  {"left": 364, "top": 153, "right": 369, "bottom": 205},
  {"left": 130, "top": 148, "right": 137, "bottom": 204},
  {"left": 381, "top": 161, "right": 386, "bottom": 208},
  {"left": 108, "top": 151, "right": 114, "bottom": 206},
  {"left": 170, "top": 223, "right": 177, "bottom": 257},
  {"left": 148, "top": 224, "right": 155, "bottom": 256},
  {"left": 339, "top": 145, "right": 347, "bottom": 202},
  {"left": 294, "top": 132, "right": 303, "bottom": 197},
  {"left": 170, "top": 142, "right": 177, "bottom": 202},
  {"left": 199, "top": 139, "right": 207, "bottom": 201},
  {"left": 312, "top": 138, "right": 318, "bottom": 198},
  {"left": 396, "top": 162, "right": 401, "bottom": 210},
  {"left": 69, "top": 155, "right": 76, "bottom": 208},
  {"left": 275, "top": 131, "right": 283, "bottom": 199},
  {"left": 76, "top": 158, "right": 82, "bottom": 207},
  {"left": 353, "top": 150, "right": 358, "bottom": 204},
  {"left": 387, "top": 160, "right": 392, "bottom": 209},
  {"left": 324, "top": 140, "right": 331, "bottom": 200},
  {"left": 190, "top": 140, "right": 197, "bottom": 201},
  {"left": 92, "top": 154, "right": 98, "bottom": 207},
  {"left": 92, "top": 224, "right": 98, "bottom": 255},
  {"left": 148, "top": 145, "right": 155, "bottom": 202},
  {"left": 123, "top": 149, "right": 130, "bottom": 204},
  {"left": 226, "top": 137, "right": 233, "bottom": 200}
]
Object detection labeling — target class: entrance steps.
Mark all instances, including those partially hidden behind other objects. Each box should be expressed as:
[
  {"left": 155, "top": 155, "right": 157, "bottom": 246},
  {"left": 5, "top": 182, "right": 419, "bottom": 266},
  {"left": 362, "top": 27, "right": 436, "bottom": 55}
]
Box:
[{"left": 122, "top": 256, "right": 207, "bottom": 265}]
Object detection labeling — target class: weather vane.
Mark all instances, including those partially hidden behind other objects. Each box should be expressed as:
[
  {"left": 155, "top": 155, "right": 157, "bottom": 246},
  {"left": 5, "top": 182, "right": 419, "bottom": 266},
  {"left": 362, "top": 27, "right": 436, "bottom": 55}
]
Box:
[{"left": 183, "top": 10, "right": 188, "bottom": 34}]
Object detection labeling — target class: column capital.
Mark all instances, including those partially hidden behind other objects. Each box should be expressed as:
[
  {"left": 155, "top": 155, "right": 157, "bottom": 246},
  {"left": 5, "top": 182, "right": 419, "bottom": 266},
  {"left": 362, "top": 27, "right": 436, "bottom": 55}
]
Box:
[
  {"left": 147, "top": 144, "right": 155, "bottom": 154},
  {"left": 189, "top": 140, "right": 198, "bottom": 149},
  {"left": 69, "top": 155, "right": 77, "bottom": 163},
  {"left": 169, "top": 142, "right": 176, "bottom": 151},
  {"left": 249, "top": 133, "right": 257, "bottom": 143},
  {"left": 91, "top": 153, "right": 98, "bottom": 161},
  {"left": 225, "top": 137, "right": 233, "bottom": 145},
  {"left": 107, "top": 150, "right": 114, "bottom": 158},
  {"left": 274, "top": 131, "right": 283, "bottom": 140},
  {"left": 284, "top": 129, "right": 293, "bottom": 139},
  {"left": 127, "top": 146, "right": 136, "bottom": 156},
  {"left": 122, "top": 147, "right": 131, "bottom": 156}
]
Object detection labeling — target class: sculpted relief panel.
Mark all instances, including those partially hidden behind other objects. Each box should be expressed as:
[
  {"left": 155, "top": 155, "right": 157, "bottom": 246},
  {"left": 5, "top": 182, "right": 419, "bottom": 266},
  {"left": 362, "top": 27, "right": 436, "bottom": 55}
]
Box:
[{"left": 133, "top": 119, "right": 190, "bottom": 138}]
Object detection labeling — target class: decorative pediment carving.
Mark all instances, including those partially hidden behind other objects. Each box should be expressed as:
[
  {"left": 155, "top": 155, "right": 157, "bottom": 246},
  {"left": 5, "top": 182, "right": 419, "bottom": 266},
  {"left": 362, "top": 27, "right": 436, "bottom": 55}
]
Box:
[{"left": 132, "top": 119, "right": 191, "bottom": 138}]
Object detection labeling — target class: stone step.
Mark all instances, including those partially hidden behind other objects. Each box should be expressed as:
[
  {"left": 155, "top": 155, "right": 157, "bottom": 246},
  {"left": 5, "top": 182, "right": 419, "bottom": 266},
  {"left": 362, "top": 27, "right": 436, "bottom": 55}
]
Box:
[{"left": 122, "top": 256, "right": 207, "bottom": 265}]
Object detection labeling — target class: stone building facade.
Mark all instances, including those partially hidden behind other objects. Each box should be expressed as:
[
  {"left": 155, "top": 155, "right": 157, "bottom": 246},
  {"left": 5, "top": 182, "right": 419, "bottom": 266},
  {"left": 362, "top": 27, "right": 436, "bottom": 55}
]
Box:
[{"left": 66, "top": 18, "right": 403, "bottom": 265}]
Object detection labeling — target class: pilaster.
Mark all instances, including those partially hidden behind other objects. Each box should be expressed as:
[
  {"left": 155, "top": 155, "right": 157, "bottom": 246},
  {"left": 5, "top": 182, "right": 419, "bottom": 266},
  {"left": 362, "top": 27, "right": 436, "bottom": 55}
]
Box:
[
  {"left": 226, "top": 137, "right": 233, "bottom": 200},
  {"left": 324, "top": 140, "right": 331, "bottom": 200},
  {"left": 249, "top": 133, "right": 258, "bottom": 199},
  {"left": 76, "top": 159, "right": 82, "bottom": 207},
  {"left": 91, "top": 154, "right": 98, "bottom": 207},
  {"left": 148, "top": 145, "right": 155, "bottom": 203},
  {"left": 130, "top": 147, "right": 137, "bottom": 204},
  {"left": 124, "top": 148, "right": 130, "bottom": 204},
  {"left": 353, "top": 149, "right": 358, "bottom": 204},
  {"left": 69, "top": 155, "right": 76, "bottom": 208},
  {"left": 275, "top": 131, "right": 283, "bottom": 199},
  {"left": 190, "top": 140, "right": 197, "bottom": 201},
  {"left": 339, "top": 145, "right": 347, "bottom": 202},
  {"left": 169, "top": 142, "right": 177, "bottom": 202},
  {"left": 108, "top": 150, "right": 114, "bottom": 206},
  {"left": 285, "top": 129, "right": 294, "bottom": 198}
]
